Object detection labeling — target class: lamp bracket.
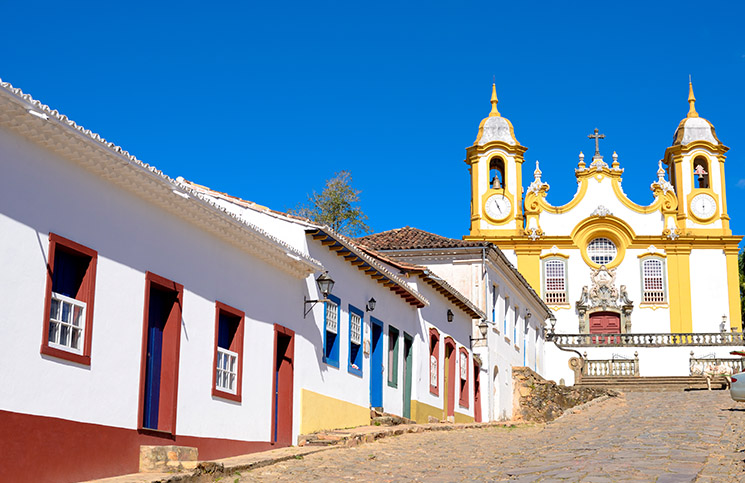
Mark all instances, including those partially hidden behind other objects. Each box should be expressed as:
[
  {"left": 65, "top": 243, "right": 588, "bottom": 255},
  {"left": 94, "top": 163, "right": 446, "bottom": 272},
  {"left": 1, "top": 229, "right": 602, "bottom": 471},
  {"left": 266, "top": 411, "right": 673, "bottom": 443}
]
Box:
[{"left": 304, "top": 295, "right": 330, "bottom": 319}]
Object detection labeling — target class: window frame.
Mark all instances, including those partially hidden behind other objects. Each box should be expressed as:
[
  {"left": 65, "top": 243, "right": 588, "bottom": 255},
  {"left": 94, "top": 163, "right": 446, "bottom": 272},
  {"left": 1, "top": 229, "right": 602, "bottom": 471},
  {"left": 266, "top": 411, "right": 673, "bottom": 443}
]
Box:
[
  {"left": 387, "top": 325, "right": 400, "bottom": 388},
  {"left": 212, "top": 301, "right": 245, "bottom": 402},
  {"left": 640, "top": 256, "right": 667, "bottom": 304},
  {"left": 458, "top": 346, "right": 469, "bottom": 408},
  {"left": 41, "top": 233, "right": 98, "bottom": 366},
  {"left": 347, "top": 304, "right": 363, "bottom": 377},
  {"left": 587, "top": 237, "right": 617, "bottom": 265},
  {"left": 323, "top": 294, "right": 341, "bottom": 367},
  {"left": 543, "top": 257, "right": 568, "bottom": 305},
  {"left": 429, "top": 328, "right": 440, "bottom": 396}
]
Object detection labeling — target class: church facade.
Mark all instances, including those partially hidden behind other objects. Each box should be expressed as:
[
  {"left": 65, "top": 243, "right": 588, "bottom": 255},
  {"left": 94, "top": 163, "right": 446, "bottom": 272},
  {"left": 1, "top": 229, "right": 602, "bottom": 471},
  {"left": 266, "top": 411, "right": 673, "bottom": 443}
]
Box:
[{"left": 463, "top": 83, "right": 743, "bottom": 383}]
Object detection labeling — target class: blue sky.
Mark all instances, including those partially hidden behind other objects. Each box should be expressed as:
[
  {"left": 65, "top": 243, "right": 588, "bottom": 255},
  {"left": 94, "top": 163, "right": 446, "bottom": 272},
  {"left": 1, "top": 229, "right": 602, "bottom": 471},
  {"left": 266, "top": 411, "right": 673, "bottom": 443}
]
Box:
[{"left": 3, "top": 1, "right": 745, "bottom": 241}]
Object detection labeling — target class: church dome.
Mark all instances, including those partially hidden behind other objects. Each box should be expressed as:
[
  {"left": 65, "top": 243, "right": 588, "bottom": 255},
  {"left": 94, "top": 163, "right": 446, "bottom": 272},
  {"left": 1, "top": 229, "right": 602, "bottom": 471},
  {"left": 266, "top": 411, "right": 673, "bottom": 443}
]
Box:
[
  {"left": 672, "top": 82, "right": 720, "bottom": 146},
  {"left": 474, "top": 84, "right": 519, "bottom": 146}
]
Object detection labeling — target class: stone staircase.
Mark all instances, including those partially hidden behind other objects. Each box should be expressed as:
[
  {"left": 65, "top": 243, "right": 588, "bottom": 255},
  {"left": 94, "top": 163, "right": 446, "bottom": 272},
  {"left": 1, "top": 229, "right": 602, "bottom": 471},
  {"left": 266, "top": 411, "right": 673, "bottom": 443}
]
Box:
[
  {"left": 297, "top": 409, "right": 416, "bottom": 447},
  {"left": 370, "top": 408, "right": 415, "bottom": 426},
  {"left": 575, "top": 375, "right": 730, "bottom": 391}
]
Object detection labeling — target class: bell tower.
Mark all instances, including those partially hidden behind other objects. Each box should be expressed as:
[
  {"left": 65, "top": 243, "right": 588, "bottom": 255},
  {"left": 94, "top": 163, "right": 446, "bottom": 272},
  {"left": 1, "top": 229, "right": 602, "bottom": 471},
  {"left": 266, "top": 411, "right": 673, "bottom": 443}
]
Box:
[
  {"left": 465, "top": 84, "right": 527, "bottom": 238},
  {"left": 663, "top": 82, "right": 731, "bottom": 235}
]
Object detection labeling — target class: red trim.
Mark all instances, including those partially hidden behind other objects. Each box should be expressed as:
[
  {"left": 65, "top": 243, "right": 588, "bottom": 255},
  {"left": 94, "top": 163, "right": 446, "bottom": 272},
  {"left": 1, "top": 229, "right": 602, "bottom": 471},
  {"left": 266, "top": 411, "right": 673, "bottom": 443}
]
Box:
[
  {"left": 212, "top": 301, "right": 245, "bottom": 403},
  {"left": 458, "top": 346, "right": 469, "bottom": 408},
  {"left": 270, "top": 324, "right": 295, "bottom": 446},
  {"left": 428, "top": 328, "right": 440, "bottom": 396},
  {"left": 444, "top": 337, "right": 456, "bottom": 417},
  {"left": 40, "top": 233, "right": 98, "bottom": 366},
  {"left": 473, "top": 360, "right": 482, "bottom": 423},
  {"left": 0, "top": 409, "right": 274, "bottom": 483},
  {"left": 137, "top": 271, "right": 184, "bottom": 435}
]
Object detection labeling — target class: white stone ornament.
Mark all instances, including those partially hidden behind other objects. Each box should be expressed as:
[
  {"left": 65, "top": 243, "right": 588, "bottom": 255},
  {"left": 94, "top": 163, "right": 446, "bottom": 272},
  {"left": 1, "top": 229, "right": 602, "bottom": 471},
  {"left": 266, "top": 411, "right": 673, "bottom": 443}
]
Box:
[{"left": 591, "top": 205, "right": 613, "bottom": 217}]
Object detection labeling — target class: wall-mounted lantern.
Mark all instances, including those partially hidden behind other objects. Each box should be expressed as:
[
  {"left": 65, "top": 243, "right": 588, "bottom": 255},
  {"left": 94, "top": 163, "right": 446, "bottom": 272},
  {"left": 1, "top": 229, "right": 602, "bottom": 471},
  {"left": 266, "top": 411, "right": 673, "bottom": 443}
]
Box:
[
  {"left": 446, "top": 309, "right": 454, "bottom": 323},
  {"left": 304, "top": 271, "right": 335, "bottom": 318}
]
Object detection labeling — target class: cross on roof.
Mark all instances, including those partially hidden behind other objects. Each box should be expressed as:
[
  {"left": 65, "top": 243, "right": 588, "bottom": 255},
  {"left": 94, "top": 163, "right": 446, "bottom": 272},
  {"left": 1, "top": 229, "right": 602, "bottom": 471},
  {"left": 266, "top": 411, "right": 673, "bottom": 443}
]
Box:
[{"left": 588, "top": 128, "right": 605, "bottom": 156}]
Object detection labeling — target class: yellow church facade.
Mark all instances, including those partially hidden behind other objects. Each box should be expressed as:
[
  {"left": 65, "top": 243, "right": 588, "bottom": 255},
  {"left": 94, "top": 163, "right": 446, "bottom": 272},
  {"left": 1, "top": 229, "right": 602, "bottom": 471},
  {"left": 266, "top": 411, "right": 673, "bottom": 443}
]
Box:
[{"left": 463, "top": 83, "right": 742, "bottom": 346}]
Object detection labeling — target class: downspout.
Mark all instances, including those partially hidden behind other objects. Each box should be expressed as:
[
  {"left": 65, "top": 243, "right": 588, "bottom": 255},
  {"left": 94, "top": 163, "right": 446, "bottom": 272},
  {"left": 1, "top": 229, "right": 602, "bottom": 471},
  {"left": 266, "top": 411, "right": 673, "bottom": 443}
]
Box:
[{"left": 481, "top": 245, "right": 493, "bottom": 422}]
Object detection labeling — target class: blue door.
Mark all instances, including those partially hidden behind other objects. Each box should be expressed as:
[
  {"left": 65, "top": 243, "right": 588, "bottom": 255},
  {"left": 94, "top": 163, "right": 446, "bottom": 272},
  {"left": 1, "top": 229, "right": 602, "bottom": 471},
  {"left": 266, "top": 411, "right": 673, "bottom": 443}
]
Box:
[
  {"left": 143, "top": 288, "right": 169, "bottom": 429},
  {"left": 370, "top": 318, "right": 383, "bottom": 409}
]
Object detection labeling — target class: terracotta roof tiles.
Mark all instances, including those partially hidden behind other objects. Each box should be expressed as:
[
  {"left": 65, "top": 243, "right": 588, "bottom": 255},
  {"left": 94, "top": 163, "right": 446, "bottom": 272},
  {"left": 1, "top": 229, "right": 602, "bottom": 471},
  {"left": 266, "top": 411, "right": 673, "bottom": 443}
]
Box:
[{"left": 356, "top": 227, "right": 484, "bottom": 250}]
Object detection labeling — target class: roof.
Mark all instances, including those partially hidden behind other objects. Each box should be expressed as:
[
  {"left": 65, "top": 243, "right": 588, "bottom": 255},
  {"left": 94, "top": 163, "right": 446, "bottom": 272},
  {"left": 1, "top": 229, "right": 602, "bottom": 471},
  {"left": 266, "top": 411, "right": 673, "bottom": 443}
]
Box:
[
  {"left": 356, "top": 226, "right": 483, "bottom": 250},
  {"left": 0, "top": 77, "right": 322, "bottom": 278}
]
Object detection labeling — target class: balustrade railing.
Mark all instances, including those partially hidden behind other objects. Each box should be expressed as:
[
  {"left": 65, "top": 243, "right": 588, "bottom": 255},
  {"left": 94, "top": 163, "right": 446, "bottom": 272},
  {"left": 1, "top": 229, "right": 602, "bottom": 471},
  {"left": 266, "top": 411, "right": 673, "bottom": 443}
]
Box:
[
  {"left": 550, "top": 332, "right": 745, "bottom": 348},
  {"left": 689, "top": 353, "right": 744, "bottom": 375},
  {"left": 583, "top": 354, "right": 639, "bottom": 377}
]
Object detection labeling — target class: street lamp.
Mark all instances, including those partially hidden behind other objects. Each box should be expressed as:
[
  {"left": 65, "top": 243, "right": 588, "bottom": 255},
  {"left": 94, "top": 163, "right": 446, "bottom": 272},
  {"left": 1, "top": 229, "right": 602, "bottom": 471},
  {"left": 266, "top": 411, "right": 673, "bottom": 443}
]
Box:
[
  {"left": 470, "top": 320, "right": 489, "bottom": 347},
  {"left": 304, "top": 271, "right": 335, "bottom": 318},
  {"left": 366, "top": 297, "right": 376, "bottom": 312},
  {"left": 447, "top": 309, "right": 454, "bottom": 323}
]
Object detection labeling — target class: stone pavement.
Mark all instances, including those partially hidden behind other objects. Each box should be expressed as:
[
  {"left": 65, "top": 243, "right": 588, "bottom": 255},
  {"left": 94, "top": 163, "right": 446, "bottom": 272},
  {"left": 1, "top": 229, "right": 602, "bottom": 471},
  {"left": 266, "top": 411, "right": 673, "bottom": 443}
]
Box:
[{"left": 241, "top": 391, "right": 745, "bottom": 482}]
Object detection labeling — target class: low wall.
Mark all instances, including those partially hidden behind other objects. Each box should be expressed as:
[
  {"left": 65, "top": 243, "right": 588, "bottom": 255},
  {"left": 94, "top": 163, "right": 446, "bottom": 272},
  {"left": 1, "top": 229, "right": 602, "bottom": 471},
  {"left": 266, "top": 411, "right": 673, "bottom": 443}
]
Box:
[{"left": 512, "top": 367, "right": 616, "bottom": 423}]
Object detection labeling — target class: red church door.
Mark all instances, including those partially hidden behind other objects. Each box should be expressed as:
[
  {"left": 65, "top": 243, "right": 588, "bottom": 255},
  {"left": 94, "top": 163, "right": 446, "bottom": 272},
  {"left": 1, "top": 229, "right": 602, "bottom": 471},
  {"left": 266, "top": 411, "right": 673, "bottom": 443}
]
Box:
[{"left": 589, "top": 312, "right": 621, "bottom": 344}]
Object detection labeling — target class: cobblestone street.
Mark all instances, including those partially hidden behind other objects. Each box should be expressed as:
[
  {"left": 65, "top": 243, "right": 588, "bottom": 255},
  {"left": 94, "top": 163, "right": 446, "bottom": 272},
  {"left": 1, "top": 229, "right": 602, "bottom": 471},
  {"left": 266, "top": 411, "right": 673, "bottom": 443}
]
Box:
[{"left": 244, "top": 391, "right": 745, "bottom": 482}]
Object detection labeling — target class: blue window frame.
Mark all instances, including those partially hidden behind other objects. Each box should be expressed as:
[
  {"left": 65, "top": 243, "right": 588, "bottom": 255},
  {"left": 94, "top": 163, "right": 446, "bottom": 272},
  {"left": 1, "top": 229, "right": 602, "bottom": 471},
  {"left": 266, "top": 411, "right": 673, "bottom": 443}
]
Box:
[
  {"left": 348, "top": 305, "right": 364, "bottom": 377},
  {"left": 323, "top": 294, "right": 341, "bottom": 367}
]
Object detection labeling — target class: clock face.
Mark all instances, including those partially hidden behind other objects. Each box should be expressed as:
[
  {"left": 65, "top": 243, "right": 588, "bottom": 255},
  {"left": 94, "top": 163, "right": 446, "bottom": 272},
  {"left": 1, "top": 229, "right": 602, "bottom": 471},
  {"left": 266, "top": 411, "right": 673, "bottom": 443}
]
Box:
[
  {"left": 690, "top": 193, "right": 716, "bottom": 220},
  {"left": 485, "top": 194, "right": 512, "bottom": 220}
]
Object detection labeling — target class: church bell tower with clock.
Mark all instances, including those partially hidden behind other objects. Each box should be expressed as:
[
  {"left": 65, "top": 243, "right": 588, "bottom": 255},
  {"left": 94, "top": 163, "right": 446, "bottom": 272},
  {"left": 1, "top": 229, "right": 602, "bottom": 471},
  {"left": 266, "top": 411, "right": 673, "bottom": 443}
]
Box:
[{"left": 465, "top": 84, "right": 527, "bottom": 237}]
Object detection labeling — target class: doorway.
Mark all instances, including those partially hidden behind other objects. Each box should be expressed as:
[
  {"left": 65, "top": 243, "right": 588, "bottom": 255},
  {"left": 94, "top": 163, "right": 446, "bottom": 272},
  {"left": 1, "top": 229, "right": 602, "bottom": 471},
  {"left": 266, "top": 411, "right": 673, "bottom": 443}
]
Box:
[
  {"left": 370, "top": 318, "right": 383, "bottom": 409},
  {"left": 272, "top": 325, "right": 294, "bottom": 446},
  {"left": 444, "top": 338, "right": 456, "bottom": 419},
  {"left": 473, "top": 361, "right": 482, "bottom": 423},
  {"left": 140, "top": 272, "right": 183, "bottom": 434},
  {"left": 402, "top": 332, "right": 413, "bottom": 419},
  {"left": 589, "top": 311, "right": 621, "bottom": 344}
]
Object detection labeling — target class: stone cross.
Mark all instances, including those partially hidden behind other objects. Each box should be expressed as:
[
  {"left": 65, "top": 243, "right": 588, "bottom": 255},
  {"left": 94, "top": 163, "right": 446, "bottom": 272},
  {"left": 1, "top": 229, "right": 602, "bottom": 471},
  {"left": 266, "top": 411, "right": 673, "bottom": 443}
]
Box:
[{"left": 588, "top": 128, "right": 605, "bottom": 156}]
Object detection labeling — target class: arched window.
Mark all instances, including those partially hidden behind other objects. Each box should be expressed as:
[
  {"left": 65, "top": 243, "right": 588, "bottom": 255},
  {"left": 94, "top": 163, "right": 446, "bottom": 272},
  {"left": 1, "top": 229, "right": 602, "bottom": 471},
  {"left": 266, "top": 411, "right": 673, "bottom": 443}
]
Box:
[
  {"left": 587, "top": 237, "right": 617, "bottom": 265},
  {"left": 489, "top": 157, "right": 506, "bottom": 190},
  {"left": 544, "top": 258, "right": 567, "bottom": 304},
  {"left": 429, "top": 328, "right": 440, "bottom": 395},
  {"left": 693, "top": 156, "right": 709, "bottom": 189},
  {"left": 641, "top": 258, "right": 666, "bottom": 303}
]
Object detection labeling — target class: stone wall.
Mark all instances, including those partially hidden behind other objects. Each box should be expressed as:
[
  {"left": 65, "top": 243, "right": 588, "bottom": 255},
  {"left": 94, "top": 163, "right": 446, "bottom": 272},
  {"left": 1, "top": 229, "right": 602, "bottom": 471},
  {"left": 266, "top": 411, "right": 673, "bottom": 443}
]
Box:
[{"left": 512, "top": 367, "right": 617, "bottom": 422}]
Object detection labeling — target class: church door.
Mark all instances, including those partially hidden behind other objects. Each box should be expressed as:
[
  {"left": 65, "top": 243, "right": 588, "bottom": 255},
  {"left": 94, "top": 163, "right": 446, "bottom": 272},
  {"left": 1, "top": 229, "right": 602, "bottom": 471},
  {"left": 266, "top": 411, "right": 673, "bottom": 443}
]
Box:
[{"left": 589, "top": 312, "right": 621, "bottom": 344}]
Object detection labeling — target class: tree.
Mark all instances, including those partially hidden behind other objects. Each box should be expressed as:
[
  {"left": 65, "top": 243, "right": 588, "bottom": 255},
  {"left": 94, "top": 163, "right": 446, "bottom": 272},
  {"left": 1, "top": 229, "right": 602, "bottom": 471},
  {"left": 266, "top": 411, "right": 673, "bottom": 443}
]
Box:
[{"left": 292, "top": 170, "right": 371, "bottom": 237}]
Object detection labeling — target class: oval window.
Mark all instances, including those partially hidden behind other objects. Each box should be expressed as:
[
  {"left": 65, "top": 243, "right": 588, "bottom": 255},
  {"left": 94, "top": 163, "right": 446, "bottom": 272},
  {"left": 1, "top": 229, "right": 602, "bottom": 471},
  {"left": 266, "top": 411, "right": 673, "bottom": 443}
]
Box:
[{"left": 587, "top": 237, "right": 617, "bottom": 265}]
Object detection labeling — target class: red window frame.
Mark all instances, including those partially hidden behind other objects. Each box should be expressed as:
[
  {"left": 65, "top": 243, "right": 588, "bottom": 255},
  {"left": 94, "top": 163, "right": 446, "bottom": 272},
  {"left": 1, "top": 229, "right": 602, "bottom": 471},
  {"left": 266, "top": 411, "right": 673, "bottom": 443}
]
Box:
[
  {"left": 41, "top": 233, "right": 98, "bottom": 366},
  {"left": 429, "top": 328, "right": 440, "bottom": 396},
  {"left": 212, "top": 301, "right": 245, "bottom": 402},
  {"left": 458, "top": 346, "right": 469, "bottom": 408}
]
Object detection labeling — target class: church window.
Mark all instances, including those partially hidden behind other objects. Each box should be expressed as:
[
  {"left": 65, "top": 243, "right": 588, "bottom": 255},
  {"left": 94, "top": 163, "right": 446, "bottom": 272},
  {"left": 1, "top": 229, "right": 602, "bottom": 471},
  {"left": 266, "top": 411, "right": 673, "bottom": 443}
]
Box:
[
  {"left": 587, "top": 238, "right": 617, "bottom": 265},
  {"left": 489, "top": 157, "right": 506, "bottom": 190},
  {"left": 693, "top": 157, "right": 709, "bottom": 189},
  {"left": 348, "top": 305, "right": 363, "bottom": 376},
  {"left": 323, "top": 295, "right": 341, "bottom": 367},
  {"left": 641, "top": 258, "right": 666, "bottom": 303},
  {"left": 543, "top": 259, "right": 568, "bottom": 304}
]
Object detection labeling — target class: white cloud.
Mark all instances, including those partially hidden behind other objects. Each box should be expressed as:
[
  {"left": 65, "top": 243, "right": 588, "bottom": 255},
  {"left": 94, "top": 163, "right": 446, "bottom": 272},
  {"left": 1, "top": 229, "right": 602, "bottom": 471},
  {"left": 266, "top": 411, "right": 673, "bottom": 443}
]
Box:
[{"left": 737, "top": 179, "right": 745, "bottom": 188}]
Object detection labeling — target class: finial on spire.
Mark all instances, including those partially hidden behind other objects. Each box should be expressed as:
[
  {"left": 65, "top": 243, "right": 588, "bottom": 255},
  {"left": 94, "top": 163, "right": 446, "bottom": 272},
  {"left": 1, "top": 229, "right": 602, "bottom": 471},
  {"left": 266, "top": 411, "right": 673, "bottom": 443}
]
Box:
[
  {"left": 657, "top": 160, "right": 666, "bottom": 182},
  {"left": 490, "top": 83, "right": 500, "bottom": 117},
  {"left": 687, "top": 78, "right": 698, "bottom": 118},
  {"left": 534, "top": 160, "right": 542, "bottom": 181}
]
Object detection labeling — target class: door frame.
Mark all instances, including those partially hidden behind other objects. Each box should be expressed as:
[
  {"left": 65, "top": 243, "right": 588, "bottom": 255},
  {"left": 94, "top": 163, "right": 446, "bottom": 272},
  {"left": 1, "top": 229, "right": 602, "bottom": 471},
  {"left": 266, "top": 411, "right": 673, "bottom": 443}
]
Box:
[
  {"left": 473, "top": 360, "right": 482, "bottom": 423},
  {"left": 369, "top": 317, "right": 384, "bottom": 409},
  {"left": 270, "top": 324, "right": 295, "bottom": 446},
  {"left": 443, "top": 337, "right": 456, "bottom": 418},
  {"left": 137, "top": 271, "right": 183, "bottom": 435},
  {"left": 402, "top": 332, "right": 413, "bottom": 419}
]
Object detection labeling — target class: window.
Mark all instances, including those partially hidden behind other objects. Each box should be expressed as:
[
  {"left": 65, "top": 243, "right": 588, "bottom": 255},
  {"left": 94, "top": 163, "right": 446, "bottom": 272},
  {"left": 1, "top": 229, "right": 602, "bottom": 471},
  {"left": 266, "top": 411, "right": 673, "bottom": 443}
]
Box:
[
  {"left": 429, "top": 328, "right": 440, "bottom": 395},
  {"left": 513, "top": 306, "right": 519, "bottom": 343},
  {"left": 213, "top": 302, "right": 245, "bottom": 402},
  {"left": 458, "top": 347, "right": 469, "bottom": 408},
  {"left": 544, "top": 259, "right": 567, "bottom": 304},
  {"left": 587, "top": 237, "right": 617, "bottom": 265},
  {"left": 42, "top": 233, "right": 97, "bottom": 365},
  {"left": 641, "top": 258, "right": 666, "bottom": 303},
  {"left": 491, "top": 285, "right": 498, "bottom": 323},
  {"left": 388, "top": 326, "right": 399, "bottom": 387},
  {"left": 489, "top": 157, "right": 506, "bottom": 189},
  {"left": 348, "top": 305, "right": 363, "bottom": 376},
  {"left": 323, "top": 294, "right": 340, "bottom": 367},
  {"left": 693, "top": 156, "right": 709, "bottom": 189},
  {"left": 503, "top": 296, "right": 510, "bottom": 334}
]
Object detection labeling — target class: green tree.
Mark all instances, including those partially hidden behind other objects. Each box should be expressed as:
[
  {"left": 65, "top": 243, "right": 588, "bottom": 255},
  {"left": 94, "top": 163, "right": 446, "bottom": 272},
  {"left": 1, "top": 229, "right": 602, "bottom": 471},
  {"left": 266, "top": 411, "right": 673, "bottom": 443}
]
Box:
[{"left": 292, "top": 170, "right": 371, "bottom": 237}]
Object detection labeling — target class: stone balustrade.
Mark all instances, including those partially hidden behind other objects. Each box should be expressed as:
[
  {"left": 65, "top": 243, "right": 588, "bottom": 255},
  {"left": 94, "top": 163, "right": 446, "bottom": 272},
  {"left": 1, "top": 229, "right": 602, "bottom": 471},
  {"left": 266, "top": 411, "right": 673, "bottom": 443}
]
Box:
[
  {"left": 583, "top": 353, "right": 640, "bottom": 377},
  {"left": 689, "top": 353, "right": 744, "bottom": 375},
  {"left": 550, "top": 332, "right": 745, "bottom": 348}
]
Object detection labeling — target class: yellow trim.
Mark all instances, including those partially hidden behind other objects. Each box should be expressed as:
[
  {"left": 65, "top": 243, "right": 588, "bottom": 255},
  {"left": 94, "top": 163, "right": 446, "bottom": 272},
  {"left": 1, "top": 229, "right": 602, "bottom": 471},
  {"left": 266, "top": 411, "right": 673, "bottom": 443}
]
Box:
[
  {"left": 637, "top": 251, "right": 667, "bottom": 259},
  {"left": 548, "top": 304, "right": 572, "bottom": 311},
  {"left": 454, "top": 412, "right": 475, "bottom": 424},
  {"left": 539, "top": 252, "right": 569, "bottom": 260},
  {"left": 725, "top": 248, "right": 743, "bottom": 330},
  {"left": 666, "top": 246, "right": 693, "bottom": 333},
  {"left": 685, "top": 188, "right": 720, "bottom": 224},
  {"left": 299, "top": 389, "right": 370, "bottom": 434},
  {"left": 516, "top": 247, "right": 542, "bottom": 295},
  {"left": 529, "top": 178, "right": 589, "bottom": 215},
  {"left": 638, "top": 303, "right": 669, "bottom": 311},
  {"left": 410, "top": 400, "right": 442, "bottom": 425},
  {"left": 571, "top": 216, "right": 635, "bottom": 269}
]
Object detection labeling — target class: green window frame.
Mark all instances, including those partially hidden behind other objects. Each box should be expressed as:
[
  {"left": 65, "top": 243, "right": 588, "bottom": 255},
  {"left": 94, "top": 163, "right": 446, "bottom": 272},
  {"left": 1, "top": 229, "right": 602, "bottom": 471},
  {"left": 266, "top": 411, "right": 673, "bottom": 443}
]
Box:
[{"left": 387, "top": 326, "right": 399, "bottom": 387}]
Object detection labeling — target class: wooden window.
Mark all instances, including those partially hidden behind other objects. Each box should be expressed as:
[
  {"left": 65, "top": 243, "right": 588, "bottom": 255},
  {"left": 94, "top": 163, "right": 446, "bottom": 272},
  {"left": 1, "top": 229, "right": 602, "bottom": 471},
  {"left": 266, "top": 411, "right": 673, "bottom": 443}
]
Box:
[
  {"left": 387, "top": 326, "right": 399, "bottom": 387},
  {"left": 213, "top": 302, "right": 245, "bottom": 402},
  {"left": 429, "top": 328, "right": 440, "bottom": 396},
  {"left": 41, "top": 233, "right": 97, "bottom": 365},
  {"left": 348, "top": 305, "right": 363, "bottom": 376},
  {"left": 323, "top": 294, "right": 340, "bottom": 367},
  {"left": 544, "top": 259, "right": 567, "bottom": 304},
  {"left": 458, "top": 347, "right": 469, "bottom": 408},
  {"left": 587, "top": 237, "right": 617, "bottom": 265},
  {"left": 641, "top": 258, "right": 666, "bottom": 303}
]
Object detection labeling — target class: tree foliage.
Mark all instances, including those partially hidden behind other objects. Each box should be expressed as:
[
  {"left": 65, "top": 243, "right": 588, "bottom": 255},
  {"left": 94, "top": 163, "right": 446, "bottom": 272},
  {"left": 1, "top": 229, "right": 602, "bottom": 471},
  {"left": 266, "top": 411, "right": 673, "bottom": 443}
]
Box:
[{"left": 292, "top": 170, "right": 371, "bottom": 237}]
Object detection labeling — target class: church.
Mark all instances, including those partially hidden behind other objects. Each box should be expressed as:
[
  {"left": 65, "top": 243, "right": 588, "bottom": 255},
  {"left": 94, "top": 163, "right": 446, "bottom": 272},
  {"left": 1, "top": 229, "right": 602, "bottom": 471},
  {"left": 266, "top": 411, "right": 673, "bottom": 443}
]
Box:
[{"left": 461, "top": 82, "right": 744, "bottom": 384}]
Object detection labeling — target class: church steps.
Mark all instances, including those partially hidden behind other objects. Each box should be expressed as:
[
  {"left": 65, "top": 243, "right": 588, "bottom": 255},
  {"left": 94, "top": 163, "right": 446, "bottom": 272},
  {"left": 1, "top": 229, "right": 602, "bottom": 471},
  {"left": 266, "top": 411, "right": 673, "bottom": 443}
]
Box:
[{"left": 575, "top": 375, "right": 729, "bottom": 391}]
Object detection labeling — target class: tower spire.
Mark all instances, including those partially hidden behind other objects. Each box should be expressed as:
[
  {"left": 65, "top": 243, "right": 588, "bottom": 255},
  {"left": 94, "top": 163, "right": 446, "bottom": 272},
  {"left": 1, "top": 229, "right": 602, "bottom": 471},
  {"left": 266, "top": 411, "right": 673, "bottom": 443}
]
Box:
[
  {"left": 687, "top": 78, "right": 698, "bottom": 118},
  {"left": 490, "top": 83, "right": 500, "bottom": 117}
]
